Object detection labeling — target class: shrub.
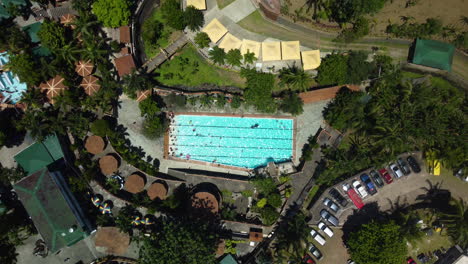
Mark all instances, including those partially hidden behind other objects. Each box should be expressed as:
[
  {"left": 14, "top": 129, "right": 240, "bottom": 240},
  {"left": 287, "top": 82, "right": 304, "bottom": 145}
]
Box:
[
  {"left": 92, "top": 0, "right": 131, "bottom": 28},
  {"left": 90, "top": 119, "right": 111, "bottom": 137},
  {"left": 267, "top": 193, "right": 282, "bottom": 208},
  {"left": 142, "top": 115, "right": 166, "bottom": 139},
  {"left": 257, "top": 198, "right": 267, "bottom": 208},
  {"left": 165, "top": 93, "right": 186, "bottom": 107},
  {"left": 216, "top": 95, "right": 226, "bottom": 108},
  {"left": 280, "top": 91, "right": 304, "bottom": 116},
  {"left": 259, "top": 206, "right": 280, "bottom": 225},
  {"left": 230, "top": 95, "right": 242, "bottom": 109},
  {"left": 139, "top": 97, "right": 161, "bottom": 117}
]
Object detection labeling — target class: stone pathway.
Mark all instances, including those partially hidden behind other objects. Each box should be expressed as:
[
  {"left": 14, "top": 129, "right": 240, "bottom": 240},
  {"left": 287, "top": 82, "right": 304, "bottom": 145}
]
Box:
[
  {"left": 220, "top": 0, "right": 256, "bottom": 23},
  {"left": 142, "top": 35, "right": 188, "bottom": 71}
]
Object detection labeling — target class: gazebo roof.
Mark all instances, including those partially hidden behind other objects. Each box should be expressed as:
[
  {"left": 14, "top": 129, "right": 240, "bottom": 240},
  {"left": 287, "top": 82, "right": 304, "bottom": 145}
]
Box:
[
  {"left": 147, "top": 182, "right": 168, "bottom": 200},
  {"left": 218, "top": 33, "right": 242, "bottom": 52},
  {"left": 301, "top": 50, "right": 321, "bottom": 70},
  {"left": 241, "top": 39, "right": 261, "bottom": 58},
  {"left": 261, "top": 42, "right": 281, "bottom": 61},
  {"left": 124, "top": 174, "right": 146, "bottom": 194},
  {"left": 187, "top": 0, "right": 207, "bottom": 10},
  {"left": 191, "top": 191, "right": 219, "bottom": 213},
  {"left": 60, "top": 13, "right": 76, "bottom": 26},
  {"left": 94, "top": 227, "right": 130, "bottom": 255},
  {"left": 249, "top": 230, "right": 263, "bottom": 242},
  {"left": 80, "top": 75, "right": 100, "bottom": 96},
  {"left": 75, "top": 60, "right": 94, "bottom": 77},
  {"left": 281, "top": 41, "right": 301, "bottom": 60},
  {"left": 39, "top": 75, "right": 67, "bottom": 104},
  {"left": 99, "top": 155, "right": 119, "bottom": 175},
  {"left": 84, "top": 135, "right": 105, "bottom": 155},
  {"left": 136, "top": 90, "right": 151, "bottom": 102},
  {"left": 202, "top": 18, "right": 228, "bottom": 43}
]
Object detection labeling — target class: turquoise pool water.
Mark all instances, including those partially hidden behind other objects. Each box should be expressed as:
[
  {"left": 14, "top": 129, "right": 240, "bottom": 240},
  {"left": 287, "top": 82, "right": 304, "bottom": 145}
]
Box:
[
  {"left": 0, "top": 52, "right": 27, "bottom": 104},
  {"left": 169, "top": 115, "right": 294, "bottom": 169}
]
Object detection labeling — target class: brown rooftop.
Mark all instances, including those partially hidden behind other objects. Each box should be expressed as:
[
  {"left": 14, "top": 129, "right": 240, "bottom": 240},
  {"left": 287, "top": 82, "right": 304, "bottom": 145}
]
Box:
[
  {"left": 147, "top": 181, "right": 168, "bottom": 200},
  {"left": 249, "top": 230, "right": 263, "bottom": 242},
  {"left": 191, "top": 191, "right": 219, "bottom": 214},
  {"left": 114, "top": 55, "right": 136, "bottom": 77},
  {"left": 99, "top": 155, "right": 119, "bottom": 175},
  {"left": 75, "top": 60, "right": 94, "bottom": 77},
  {"left": 84, "top": 135, "right": 105, "bottom": 155},
  {"left": 94, "top": 227, "right": 130, "bottom": 255},
  {"left": 124, "top": 173, "right": 146, "bottom": 194},
  {"left": 39, "top": 75, "right": 68, "bottom": 104},
  {"left": 80, "top": 75, "right": 101, "bottom": 96},
  {"left": 299, "top": 85, "right": 360, "bottom": 104},
  {"left": 119, "top": 26, "right": 131, "bottom": 44}
]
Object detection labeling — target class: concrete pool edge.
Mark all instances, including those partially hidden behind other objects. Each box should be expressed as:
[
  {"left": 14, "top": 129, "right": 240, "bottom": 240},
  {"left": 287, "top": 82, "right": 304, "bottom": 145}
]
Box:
[{"left": 163, "top": 112, "right": 297, "bottom": 172}]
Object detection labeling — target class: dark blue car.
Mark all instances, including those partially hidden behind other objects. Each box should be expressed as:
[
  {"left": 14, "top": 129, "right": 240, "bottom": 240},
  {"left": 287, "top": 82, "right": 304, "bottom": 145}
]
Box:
[{"left": 360, "top": 174, "right": 377, "bottom": 195}]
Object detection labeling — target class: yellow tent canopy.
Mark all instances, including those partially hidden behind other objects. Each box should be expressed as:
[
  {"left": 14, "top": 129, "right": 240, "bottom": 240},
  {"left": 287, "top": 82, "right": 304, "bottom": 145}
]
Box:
[
  {"left": 262, "top": 42, "right": 281, "bottom": 61},
  {"left": 301, "top": 50, "right": 321, "bottom": 70},
  {"left": 281, "top": 41, "right": 301, "bottom": 60},
  {"left": 186, "top": 0, "right": 206, "bottom": 10},
  {"left": 219, "top": 33, "right": 242, "bottom": 52},
  {"left": 241, "top": 39, "right": 261, "bottom": 58},
  {"left": 202, "top": 19, "right": 228, "bottom": 43}
]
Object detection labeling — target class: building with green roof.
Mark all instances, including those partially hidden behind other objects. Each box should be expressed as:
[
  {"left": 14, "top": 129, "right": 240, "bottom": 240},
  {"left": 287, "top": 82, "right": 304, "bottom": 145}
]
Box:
[
  {"left": 1, "top": 0, "right": 27, "bottom": 7},
  {"left": 219, "top": 254, "right": 239, "bottom": 264},
  {"left": 410, "top": 38, "right": 455, "bottom": 72},
  {"left": 22, "top": 22, "right": 42, "bottom": 44},
  {"left": 14, "top": 168, "right": 92, "bottom": 253},
  {"left": 0, "top": 3, "right": 10, "bottom": 20}
]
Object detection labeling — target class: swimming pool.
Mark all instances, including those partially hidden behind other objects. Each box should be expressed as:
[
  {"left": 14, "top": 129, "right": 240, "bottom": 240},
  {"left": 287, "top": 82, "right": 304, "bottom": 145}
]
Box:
[
  {"left": 0, "top": 52, "right": 27, "bottom": 104},
  {"left": 168, "top": 114, "right": 294, "bottom": 169}
]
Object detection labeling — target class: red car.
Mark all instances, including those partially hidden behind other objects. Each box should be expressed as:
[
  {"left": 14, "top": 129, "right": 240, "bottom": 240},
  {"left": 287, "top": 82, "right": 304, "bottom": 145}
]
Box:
[
  {"left": 379, "top": 168, "right": 393, "bottom": 184},
  {"left": 407, "top": 257, "right": 416, "bottom": 264},
  {"left": 303, "top": 254, "right": 316, "bottom": 264}
]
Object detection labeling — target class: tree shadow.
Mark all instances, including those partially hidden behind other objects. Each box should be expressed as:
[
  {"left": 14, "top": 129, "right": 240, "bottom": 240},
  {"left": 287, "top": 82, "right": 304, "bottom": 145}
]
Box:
[
  {"left": 414, "top": 179, "right": 452, "bottom": 212},
  {"left": 341, "top": 202, "right": 386, "bottom": 243},
  {"left": 0, "top": 108, "right": 26, "bottom": 147}
]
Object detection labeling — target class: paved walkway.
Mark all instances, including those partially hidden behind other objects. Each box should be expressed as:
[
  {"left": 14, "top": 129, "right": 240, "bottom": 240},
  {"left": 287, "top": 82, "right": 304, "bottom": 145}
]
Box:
[
  {"left": 220, "top": 0, "right": 256, "bottom": 23},
  {"left": 143, "top": 35, "right": 188, "bottom": 71}
]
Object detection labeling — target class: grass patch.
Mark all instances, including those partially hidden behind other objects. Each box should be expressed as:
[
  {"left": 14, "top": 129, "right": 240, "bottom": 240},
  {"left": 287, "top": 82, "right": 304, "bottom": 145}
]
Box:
[
  {"left": 216, "top": 0, "right": 235, "bottom": 9},
  {"left": 407, "top": 232, "right": 453, "bottom": 264},
  {"left": 154, "top": 44, "right": 245, "bottom": 87},
  {"left": 402, "top": 71, "right": 425, "bottom": 79},
  {"left": 429, "top": 76, "right": 457, "bottom": 90},
  {"left": 303, "top": 185, "right": 320, "bottom": 209},
  {"left": 142, "top": 6, "right": 179, "bottom": 59}
]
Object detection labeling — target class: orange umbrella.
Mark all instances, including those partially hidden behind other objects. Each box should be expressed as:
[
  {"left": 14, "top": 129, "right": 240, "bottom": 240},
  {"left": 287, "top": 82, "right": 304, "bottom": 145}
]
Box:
[
  {"left": 60, "top": 14, "right": 76, "bottom": 27},
  {"left": 39, "top": 75, "right": 67, "bottom": 104},
  {"left": 136, "top": 90, "right": 151, "bottom": 102},
  {"left": 75, "top": 60, "right": 94, "bottom": 77},
  {"left": 80, "top": 75, "right": 100, "bottom": 96}
]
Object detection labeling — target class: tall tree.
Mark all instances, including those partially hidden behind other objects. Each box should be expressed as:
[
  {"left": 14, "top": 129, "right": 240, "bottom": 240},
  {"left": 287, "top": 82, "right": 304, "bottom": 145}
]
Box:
[
  {"left": 7, "top": 52, "right": 42, "bottom": 87},
  {"left": 439, "top": 198, "right": 468, "bottom": 248},
  {"left": 92, "top": 0, "right": 132, "bottom": 28},
  {"left": 241, "top": 68, "right": 276, "bottom": 113},
  {"left": 278, "top": 64, "right": 313, "bottom": 91},
  {"left": 243, "top": 50, "right": 257, "bottom": 64},
  {"left": 123, "top": 70, "right": 153, "bottom": 99},
  {"left": 161, "top": 0, "right": 185, "bottom": 30},
  {"left": 316, "top": 53, "right": 348, "bottom": 85},
  {"left": 274, "top": 212, "right": 311, "bottom": 261},
  {"left": 184, "top": 6, "right": 204, "bottom": 31},
  {"left": 194, "top": 32, "right": 210, "bottom": 48},
  {"left": 225, "top": 49, "right": 242, "bottom": 67},
  {"left": 209, "top": 46, "right": 226, "bottom": 65},
  {"left": 0, "top": 24, "right": 30, "bottom": 54},
  {"left": 37, "top": 19, "right": 67, "bottom": 51},
  {"left": 280, "top": 91, "right": 304, "bottom": 116}
]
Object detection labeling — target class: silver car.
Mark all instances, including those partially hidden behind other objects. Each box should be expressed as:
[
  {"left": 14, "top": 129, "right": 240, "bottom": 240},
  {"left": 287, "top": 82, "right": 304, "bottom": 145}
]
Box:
[
  {"left": 390, "top": 163, "right": 404, "bottom": 178},
  {"left": 310, "top": 229, "right": 326, "bottom": 245},
  {"left": 323, "top": 197, "right": 340, "bottom": 213},
  {"left": 320, "top": 209, "right": 339, "bottom": 226}
]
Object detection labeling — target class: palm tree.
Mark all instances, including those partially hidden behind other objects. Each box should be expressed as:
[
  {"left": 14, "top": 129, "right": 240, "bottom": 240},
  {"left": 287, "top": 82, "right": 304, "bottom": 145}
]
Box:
[
  {"left": 38, "top": 57, "right": 59, "bottom": 80},
  {"left": 278, "top": 64, "right": 313, "bottom": 92},
  {"left": 19, "top": 88, "right": 45, "bottom": 109},
  {"left": 460, "top": 16, "right": 468, "bottom": 27},
  {"left": 17, "top": 109, "right": 53, "bottom": 141},
  {"left": 123, "top": 70, "right": 153, "bottom": 99},
  {"left": 72, "top": 14, "right": 100, "bottom": 39},
  {"left": 81, "top": 38, "right": 110, "bottom": 64},
  {"left": 53, "top": 41, "right": 81, "bottom": 65},
  {"left": 243, "top": 51, "right": 257, "bottom": 65},
  {"left": 209, "top": 46, "right": 226, "bottom": 65},
  {"left": 274, "top": 212, "right": 311, "bottom": 261},
  {"left": 439, "top": 198, "right": 468, "bottom": 248}
]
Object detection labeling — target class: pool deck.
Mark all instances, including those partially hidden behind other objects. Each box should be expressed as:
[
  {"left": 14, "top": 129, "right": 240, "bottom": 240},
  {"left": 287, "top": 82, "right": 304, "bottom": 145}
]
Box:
[{"left": 164, "top": 112, "right": 297, "bottom": 172}]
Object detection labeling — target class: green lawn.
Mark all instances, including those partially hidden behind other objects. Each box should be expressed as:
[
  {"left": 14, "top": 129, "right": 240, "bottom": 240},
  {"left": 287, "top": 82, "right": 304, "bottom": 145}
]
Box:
[
  {"left": 142, "top": 7, "right": 179, "bottom": 59},
  {"left": 407, "top": 232, "right": 453, "bottom": 264},
  {"left": 402, "top": 71, "right": 425, "bottom": 79},
  {"left": 216, "top": 0, "right": 235, "bottom": 9},
  {"left": 154, "top": 44, "right": 245, "bottom": 87}
]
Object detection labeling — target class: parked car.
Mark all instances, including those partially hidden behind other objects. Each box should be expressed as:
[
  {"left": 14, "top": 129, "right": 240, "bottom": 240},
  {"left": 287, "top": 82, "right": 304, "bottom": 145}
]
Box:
[
  {"left": 369, "top": 170, "right": 384, "bottom": 188},
  {"left": 318, "top": 221, "right": 334, "bottom": 237},
  {"left": 342, "top": 183, "right": 365, "bottom": 209},
  {"left": 323, "top": 197, "right": 340, "bottom": 213},
  {"left": 389, "top": 163, "right": 404, "bottom": 178},
  {"left": 378, "top": 168, "right": 393, "bottom": 184},
  {"left": 347, "top": 260, "right": 356, "bottom": 264},
  {"left": 397, "top": 157, "right": 411, "bottom": 175},
  {"left": 352, "top": 180, "right": 368, "bottom": 198},
  {"left": 328, "top": 188, "right": 348, "bottom": 207},
  {"left": 407, "top": 156, "right": 421, "bottom": 173},
  {"left": 320, "top": 209, "right": 339, "bottom": 226},
  {"left": 407, "top": 257, "right": 416, "bottom": 264},
  {"left": 309, "top": 244, "right": 323, "bottom": 260},
  {"left": 310, "top": 229, "right": 326, "bottom": 246},
  {"left": 360, "top": 174, "right": 377, "bottom": 195},
  {"left": 303, "top": 254, "right": 315, "bottom": 264}
]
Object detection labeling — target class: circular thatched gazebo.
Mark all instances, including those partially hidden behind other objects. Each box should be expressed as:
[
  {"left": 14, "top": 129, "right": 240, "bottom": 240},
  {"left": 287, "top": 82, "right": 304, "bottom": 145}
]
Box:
[
  {"left": 84, "top": 135, "right": 105, "bottom": 155},
  {"left": 124, "top": 174, "right": 146, "bottom": 194},
  {"left": 147, "top": 181, "right": 168, "bottom": 200},
  {"left": 80, "top": 75, "right": 101, "bottom": 96},
  {"left": 99, "top": 155, "right": 119, "bottom": 175}
]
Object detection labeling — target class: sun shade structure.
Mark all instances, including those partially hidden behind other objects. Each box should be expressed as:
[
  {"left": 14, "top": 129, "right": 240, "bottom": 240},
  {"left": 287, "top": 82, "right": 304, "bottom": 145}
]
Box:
[
  {"left": 411, "top": 38, "right": 455, "bottom": 71},
  {"left": 301, "top": 50, "right": 321, "bottom": 70},
  {"left": 94, "top": 227, "right": 130, "bottom": 255},
  {"left": 80, "top": 75, "right": 101, "bottom": 96},
  {"left": 202, "top": 19, "right": 228, "bottom": 43},
  {"left": 39, "top": 75, "right": 68, "bottom": 104},
  {"left": 60, "top": 13, "right": 76, "bottom": 26},
  {"left": 124, "top": 174, "right": 146, "bottom": 194},
  {"left": 191, "top": 191, "right": 219, "bottom": 214},
  {"left": 99, "top": 155, "right": 119, "bottom": 175},
  {"left": 75, "top": 60, "right": 94, "bottom": 77},
  {"left": 241, "top": 39, "right": 261, "bottom": 58},
  {"left": 262, "top": 42, "right": 281, "bottom": 61},
  {"left": 136, "top": 89, "right": 151, "bottom": 102},
  {"left": 281, "top": 41, "right": 300, "bottom": 60},
  {"left": 13, "top": 168, "right": 91, "bottom": 253},
  {"left": 119, "top": 26, "right": 131, "bottom": 44},
  {"left": 22, "top": 22, "right": 42, "bottom": 44},
  {"left": 114, "top": 55, "right": 136, "bottom": 77},
  {"left": 186, "top": 0, "right": 206, "bottom": 10},
  {"left": 218, "top": 33, "right": 242, "bottom": 52},
  {"left": 147, "top": 181, "right": 168, "bottom": 200},
  {"left": 14, "top": 134, "right": 64, "bottom": 175},
  {"left": 84, "top": 135, "right": 105, "bottom": 155}
]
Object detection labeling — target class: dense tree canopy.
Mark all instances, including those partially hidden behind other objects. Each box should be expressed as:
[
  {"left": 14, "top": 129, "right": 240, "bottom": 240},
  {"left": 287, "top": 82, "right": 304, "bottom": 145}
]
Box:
[
  {"left": 7, "top": 52, "right": 42, "bottom": 87},
  {"left": 92, "top": 0, "right": 131, "bottom": 28},
  {"left": 184, "top": 6, "right": 204, "bottom": 31},
  {"left": 241, "top": 68, "right": 276, "bottom": 113},
  {"left": 139, "top": 219, "right": 219, "bottom": 264},
  {"left": 316, "top": 53, "right": 348, "bottom": 85},
  {"left": 37, "top": 19, "right": 67, "bottom": 51},
  {"left": 194, "top": 32, "right": 210, "bottom": 48},
  {"left": 161, "top": 0, "right": 185, "bottom": 30},
  {"left": 280, "top": 91, "right": 304, "bottom": 116},
  {"left": 278, "top": 64, "right": 313, "bottom": 91},
  {"left": 274, "top": 212, "right": 311, "bottom": 262},
  {"left": 330, "top": 0, "right": 387, "bottom": 25},
  {"left": 0, "top": 24, "right": 30, "bottom": 54}
]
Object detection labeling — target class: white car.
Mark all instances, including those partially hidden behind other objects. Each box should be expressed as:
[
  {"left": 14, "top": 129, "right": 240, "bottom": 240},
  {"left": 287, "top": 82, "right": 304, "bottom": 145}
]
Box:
[
  {"left": 318, "top": 221, "right": 334, "bottom": 237},
  {"left": 310, "top": 229, "right": 326, "bottom": 246},
  {"left": 352, "top": 180, "right": 368, "bottom": 198},
  {"left": 390, "top": 163, "right": 404, "bottom": 178}
]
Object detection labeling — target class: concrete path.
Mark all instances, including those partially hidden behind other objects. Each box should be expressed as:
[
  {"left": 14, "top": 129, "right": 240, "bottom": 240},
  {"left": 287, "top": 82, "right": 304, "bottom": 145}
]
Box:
[
  {"left": 143, "top": 35, "right": 188, "bottom": 71},
  {"left": 220, "top": 0, "right": 256, "bottom": 23}
]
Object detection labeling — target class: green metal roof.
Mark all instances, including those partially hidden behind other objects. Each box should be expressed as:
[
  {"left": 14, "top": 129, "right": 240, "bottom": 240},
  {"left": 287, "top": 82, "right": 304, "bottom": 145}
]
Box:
[
  {"left": 22, "top": 22, "right": 42, "bottom": 43},
  {"left": 32, "top": 45, "right": 52, "bottom": 57},
  {"left": 13, "top": 169, "right": 88, "bottom": 253},
  {"left": 0, "top": 3, "right": 10, "bottom": 19},
  {"left": 411, "top": 38, "right": 455, "bottom": 72},
  {"left": 2, "top": 0, "right": 27, "bottom": 7},
  {"left": 219, "top": 254, "right": 239, "bottom": 264},
  {"left": 14, "top": 134, "right": 65, "bottom": 175}
]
